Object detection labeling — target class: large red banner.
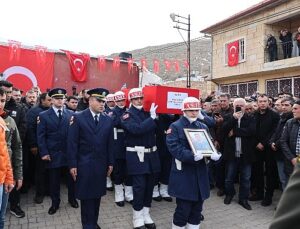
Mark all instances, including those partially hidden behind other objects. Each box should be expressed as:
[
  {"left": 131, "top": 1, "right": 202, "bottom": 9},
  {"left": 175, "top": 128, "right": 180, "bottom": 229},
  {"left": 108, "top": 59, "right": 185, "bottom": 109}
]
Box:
[{"left": 0, "top": 45, "right": 54, "bottom": 93}]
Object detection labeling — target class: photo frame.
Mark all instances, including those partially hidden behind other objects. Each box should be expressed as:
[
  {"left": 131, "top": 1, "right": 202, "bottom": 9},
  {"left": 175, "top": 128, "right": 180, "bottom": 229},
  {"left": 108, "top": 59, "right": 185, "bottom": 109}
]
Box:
[{"left": 184, "top": 128, "right": 217, "bottom": 157}]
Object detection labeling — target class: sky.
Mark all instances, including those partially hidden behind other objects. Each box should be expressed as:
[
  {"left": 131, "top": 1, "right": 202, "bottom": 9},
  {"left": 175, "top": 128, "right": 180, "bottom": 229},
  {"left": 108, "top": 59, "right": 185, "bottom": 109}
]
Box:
[{"left": 0, "top": 0, "right": 262, "bottom": 56}]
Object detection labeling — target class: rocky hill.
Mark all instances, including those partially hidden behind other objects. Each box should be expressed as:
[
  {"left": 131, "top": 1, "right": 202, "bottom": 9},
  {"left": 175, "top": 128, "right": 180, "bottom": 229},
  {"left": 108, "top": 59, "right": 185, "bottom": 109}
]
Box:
[{"left": 109, "top": 37, "right": 212, "bottom": 82}]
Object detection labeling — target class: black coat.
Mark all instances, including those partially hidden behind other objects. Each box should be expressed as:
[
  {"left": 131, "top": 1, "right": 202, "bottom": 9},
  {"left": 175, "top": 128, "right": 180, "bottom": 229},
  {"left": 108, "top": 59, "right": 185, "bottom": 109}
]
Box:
[
  {"left": 5, "top": 98, "right": 27, "bottom": 142},
  {"left": 269, "top": 112, "right": 293, "bottom": 160},
  {"left": 280, "top": 118, "right": 300, "bottom": 175},
  {"left": 254, "top": 108, "right": 280, "bottom": 147},
  {"left": 222, "top": 114, "right": 256, "bottom": 163}
]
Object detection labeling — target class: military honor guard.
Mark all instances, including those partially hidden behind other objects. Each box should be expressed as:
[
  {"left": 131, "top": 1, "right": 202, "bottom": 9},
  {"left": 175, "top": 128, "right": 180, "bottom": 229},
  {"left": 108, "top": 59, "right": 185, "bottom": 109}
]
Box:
[
  {"left": 105, "top": 93, "right": 116, "bottom": 191},
  {"left": 111, "top": 91, "right": 133, "bottom": 206},
  {"left": 121, "top": 88, "right": 160, "bottom": 229},
  {"left": 37, "top": 88, "right": 78, "bottom": 215},
  {"left": 166, "top": 97, "right": 221, "bottom": 229},
  {"left": 67, "top": 88, "right": 114, "bottom": 229}
]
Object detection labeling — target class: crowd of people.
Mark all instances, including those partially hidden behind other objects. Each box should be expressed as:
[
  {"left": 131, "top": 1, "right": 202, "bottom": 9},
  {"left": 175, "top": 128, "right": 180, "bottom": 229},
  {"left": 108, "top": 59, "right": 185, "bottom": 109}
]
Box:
[
  {"left": 266, "top": 26, "right": 300, "bottom": 61},
  {"left": 0, "top": 78, "right": 299, "bottom": 228}
]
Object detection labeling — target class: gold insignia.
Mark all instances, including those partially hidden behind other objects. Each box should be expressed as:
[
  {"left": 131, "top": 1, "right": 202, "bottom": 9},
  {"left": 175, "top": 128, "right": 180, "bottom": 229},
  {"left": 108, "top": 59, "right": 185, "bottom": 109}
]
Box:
[
  {"left": 37, "top": 116, "right": 40, "bottom": 124},
  {"left": 102, "top": 92, "right": 106, "bottom": 96},
  {"left": 69, "top": 116, "right": 74, "bottom": 125}
]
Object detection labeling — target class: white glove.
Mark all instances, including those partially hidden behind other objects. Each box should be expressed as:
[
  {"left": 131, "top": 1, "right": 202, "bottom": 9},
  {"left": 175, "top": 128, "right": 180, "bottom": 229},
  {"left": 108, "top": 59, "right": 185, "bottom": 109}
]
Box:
[
  {"left": 210, "top": 151, "right": 221, "bottom": 161},
  {"left": 198, "top": 111, "right": 205, "bottom": 120},
  {"left": 194, "top": 152, "right": 203, "bottom": 161},
  {"left": 150, "top": 103, "right": 158, "bottom": 119}
]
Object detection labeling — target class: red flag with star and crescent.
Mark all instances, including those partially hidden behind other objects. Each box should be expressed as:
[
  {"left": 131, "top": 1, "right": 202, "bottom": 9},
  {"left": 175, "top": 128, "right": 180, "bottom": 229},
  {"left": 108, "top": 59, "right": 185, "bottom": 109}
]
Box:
[
  {"left": 64, "top": 50, "right": 90, "bottom": 82},
  {"left": 0, "top": 45, "right": 54, "bottom": 93},
  {"left": 227, "top": 41, "right": 239, "bottom": 66}
]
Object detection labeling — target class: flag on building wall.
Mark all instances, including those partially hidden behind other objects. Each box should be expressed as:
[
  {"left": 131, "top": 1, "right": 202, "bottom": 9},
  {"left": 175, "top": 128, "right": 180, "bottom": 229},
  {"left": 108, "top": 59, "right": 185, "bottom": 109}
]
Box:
[
  {"left": 227, "top": 40, "right": 239, "bottom": 66},
  {"left": 0, "top": 45, "right": 54, "bottom": 93},
  {"left": 64, "top": 50, "right": 90, "bottom": 82}
]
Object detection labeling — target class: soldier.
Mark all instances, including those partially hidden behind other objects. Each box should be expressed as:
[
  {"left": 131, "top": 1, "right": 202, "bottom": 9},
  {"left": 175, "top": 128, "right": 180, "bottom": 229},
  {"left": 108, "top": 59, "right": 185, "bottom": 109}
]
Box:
[
  {"left": 37, "top": 88, "right": 78, "bottom": 215},
  {"left": 26, "top": 93, "right": 52, "bottom": 204},
  {"left": 152, "top": 114, "right": 178, "bottom": 202},
  {"left": 105, "top": 93, "right": 116, "bottom": 191},
  {"left": 166, "top": 97, "right": 221, "bottom": 229},
  {"left": 67, "top": 88, "right": 114, "bottom": 229},
  {"left": 121, "top": 88, "right": 160, "bottom": 229},
  {"left": 111, "top": 91, "right": 133, "bottom": 206}
]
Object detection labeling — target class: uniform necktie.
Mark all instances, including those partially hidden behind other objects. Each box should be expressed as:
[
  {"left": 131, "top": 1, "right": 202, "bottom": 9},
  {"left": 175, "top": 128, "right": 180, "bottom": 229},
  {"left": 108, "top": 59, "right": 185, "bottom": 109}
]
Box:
[
  {"left": 94, "top": 114, "right": 99, "bottom": 125},
  {"left": 58, "top": 110, "right": 62, "bottom": 120}
]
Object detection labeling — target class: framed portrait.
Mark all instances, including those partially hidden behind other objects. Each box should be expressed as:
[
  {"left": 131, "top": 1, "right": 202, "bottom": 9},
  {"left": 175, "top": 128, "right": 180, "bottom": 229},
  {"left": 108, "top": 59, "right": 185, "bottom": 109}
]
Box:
[{"left": 184, "top": 128, "right": 217, "bottom": 157}]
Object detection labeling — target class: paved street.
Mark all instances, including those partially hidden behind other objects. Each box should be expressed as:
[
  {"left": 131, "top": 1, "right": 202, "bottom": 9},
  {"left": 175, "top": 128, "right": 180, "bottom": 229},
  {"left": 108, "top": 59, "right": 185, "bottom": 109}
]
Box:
[{"left": 4, "top": 186, "right": 278, "bottom": 229}]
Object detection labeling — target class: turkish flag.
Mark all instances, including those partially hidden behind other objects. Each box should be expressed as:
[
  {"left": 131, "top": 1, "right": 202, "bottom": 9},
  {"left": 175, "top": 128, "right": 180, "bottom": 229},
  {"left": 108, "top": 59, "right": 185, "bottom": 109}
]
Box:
[
  {"left": 64, "top": 51, "right": 90, "bottom": 82},
  {"left": 174, "top": 60, "right": 180, "bottom": 72},
  {"left": 35, "top": 45, "right": 47, "bottom": 66},
  {"left": 97, "top": 56, "right": 106, "bottom": 71},
  {"left": 164, "top": 60, "right": 171, "bottom": 71},
  {"left": 141, "top": 59, "right": 147, "bottom": 70},
  {"left": 0, "top": 45, "right": 54, "bottom": 93},
  {"left": 127, "top": 58, "right": 134, "bottom": 72},
  {"left": 153, "top": 59, "right": 160, "bottom": 74},
  {"left": 8, "top": 40, "right": 21, "bottom": 62},
  {"left": 113, "top": 57, "right": 120, "bottom": 69},
  {"left": 228, "top": 41, "right": 239, "bottom": 66}
]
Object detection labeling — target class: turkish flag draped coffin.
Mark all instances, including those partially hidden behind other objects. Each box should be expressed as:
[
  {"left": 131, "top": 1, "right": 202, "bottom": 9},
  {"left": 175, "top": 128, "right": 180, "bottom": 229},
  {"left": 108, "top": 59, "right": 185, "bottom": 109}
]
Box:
[
  {"left": 227, "top": 40, "right": 239, "bottom": 67},
  {"left": 64, "top": 51, "right": 90, "bottom": 82},
  {"left": 142, "top": 85, "right": 200, "bottom": 114},
  {"left": 0, "top": 45, "right": 54, "bottom": 93}
]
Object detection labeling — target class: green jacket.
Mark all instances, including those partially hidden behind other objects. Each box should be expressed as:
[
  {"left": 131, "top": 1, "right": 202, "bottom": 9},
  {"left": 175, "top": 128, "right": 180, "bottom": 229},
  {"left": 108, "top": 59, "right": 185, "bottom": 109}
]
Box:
[
  {"left": 4, "top": 115, "right": 23, "bottom": 180},
  {"left": 269, "top": 161, "right": 300, "bottom": 229}
]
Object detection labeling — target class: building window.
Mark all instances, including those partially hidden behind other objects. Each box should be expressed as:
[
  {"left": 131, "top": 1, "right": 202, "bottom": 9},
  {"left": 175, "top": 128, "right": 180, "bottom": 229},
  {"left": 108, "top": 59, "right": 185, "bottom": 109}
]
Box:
[
  {"left": 238, "top": 83, "right": 247, "bottom": 98},
  {"left": 294, "top": 78, "right": 300, "bottom": 97},
  {"left": 224, "top": 38, "right": 246, "bottom": 65},
  {"left": 266, "top": 77, "right": 300, "bottom": 97},
  {"left": 220, "top": 81, "right": 258, "bottom": 97},
  {"left": 229, "top": 84, "right": 238, "bottom": 96},
  {"left": 220, "top": 85, "right": 229, "bottom": 94}
]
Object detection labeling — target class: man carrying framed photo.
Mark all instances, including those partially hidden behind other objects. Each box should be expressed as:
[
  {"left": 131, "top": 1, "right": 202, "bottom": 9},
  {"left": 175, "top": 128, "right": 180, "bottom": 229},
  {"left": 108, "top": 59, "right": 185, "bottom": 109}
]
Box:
[{"left": 166, "top": 97, "right": 221, "bottom": 229}]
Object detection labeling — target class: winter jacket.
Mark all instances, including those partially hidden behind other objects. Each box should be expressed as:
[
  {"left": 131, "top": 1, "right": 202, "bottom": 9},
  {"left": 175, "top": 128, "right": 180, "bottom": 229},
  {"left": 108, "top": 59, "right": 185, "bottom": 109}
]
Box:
[{"left": 0, "top": 117, "right": 14, "bottom": 185}]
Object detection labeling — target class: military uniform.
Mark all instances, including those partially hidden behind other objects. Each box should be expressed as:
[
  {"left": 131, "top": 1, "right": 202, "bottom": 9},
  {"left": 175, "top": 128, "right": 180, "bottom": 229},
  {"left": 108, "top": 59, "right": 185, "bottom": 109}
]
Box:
[
  {"left": 166, "top": 96, "right": 219, "bottom": 229},
  {"left": 121, "top": 103, "right": 160, "bottom": 229},
  {"left": 104, "top": 94, "right": 115, "bottom": 192},
  {"left": 153, "top": 114, "right": 178, "bottom": 202},
  {"left": 37, "top": 88, "right": 76, "bottom": 214},
  {"left": 67, "top": 88, "right": 114, "bottom": 229},
  {"left": 112, "top": 105, "right": 133, "bottom": 205},
  {"left": 27, "top": 104, "right": 49, "bottom": 200}
]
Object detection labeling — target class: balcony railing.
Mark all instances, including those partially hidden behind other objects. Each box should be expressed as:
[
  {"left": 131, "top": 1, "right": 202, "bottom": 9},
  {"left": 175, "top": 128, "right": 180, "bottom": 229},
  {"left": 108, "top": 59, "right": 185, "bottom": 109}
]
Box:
[{"left": 264, "top": 41, "right": 300, "bottom": 63}]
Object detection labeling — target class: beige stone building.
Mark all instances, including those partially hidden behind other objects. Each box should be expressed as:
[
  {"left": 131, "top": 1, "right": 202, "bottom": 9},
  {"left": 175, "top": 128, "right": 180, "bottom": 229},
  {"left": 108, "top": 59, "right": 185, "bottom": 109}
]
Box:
[{"left": 201, "top": 0, "right": 300, "bottom": 98}]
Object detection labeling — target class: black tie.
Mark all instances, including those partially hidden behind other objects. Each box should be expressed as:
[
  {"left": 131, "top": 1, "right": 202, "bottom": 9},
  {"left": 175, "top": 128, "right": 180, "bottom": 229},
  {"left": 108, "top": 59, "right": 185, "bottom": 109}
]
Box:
[
  {"left": 94, "top": 114, "right": 99, "bottom": 125},
  {"left": 58, "top": 110, "right": 62, "bottom": 120}
]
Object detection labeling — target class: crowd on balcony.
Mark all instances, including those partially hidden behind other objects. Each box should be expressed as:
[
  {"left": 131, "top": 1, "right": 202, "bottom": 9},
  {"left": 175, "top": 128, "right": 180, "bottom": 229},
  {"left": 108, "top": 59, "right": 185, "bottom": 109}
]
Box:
[{"left": 266, "top": 27, "right": 300, "bottom": 62}]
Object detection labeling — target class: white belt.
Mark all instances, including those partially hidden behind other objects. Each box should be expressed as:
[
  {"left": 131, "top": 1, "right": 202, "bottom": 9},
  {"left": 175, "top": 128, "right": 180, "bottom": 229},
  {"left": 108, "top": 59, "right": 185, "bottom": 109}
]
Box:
[
  {"left": 126, "top": 146, "right": 157, "bottom": 162},
  {"left": 114, "top": 128, "right": 125, "bottom": 140}
]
